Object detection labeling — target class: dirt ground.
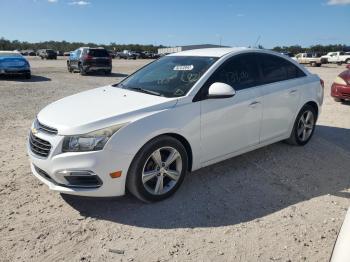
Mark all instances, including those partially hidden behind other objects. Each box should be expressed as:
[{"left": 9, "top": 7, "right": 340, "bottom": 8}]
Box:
[{"left": 0, "top": 57, "right": 349, "bottom": 262}]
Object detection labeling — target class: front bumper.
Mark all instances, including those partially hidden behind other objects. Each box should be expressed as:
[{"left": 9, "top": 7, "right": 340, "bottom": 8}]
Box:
[
  {"left": 27, "top": 130, "right": 134, "bottom": 197},
  {"left": 0, "top": 68, "right": 30, "bottom": 75},
  {"left": 83, "top": 65, "right": 112, "bottom": 72},
  {"left": 331, "top": 83, "right": 350, "bottom": 100}
]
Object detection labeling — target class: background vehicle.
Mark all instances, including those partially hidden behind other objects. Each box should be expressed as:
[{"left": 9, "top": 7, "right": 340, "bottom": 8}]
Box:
[
  {"left": 28, "top": 48, "right": 323, "bottom": 202},
  {"left": 331, "top": 64, "right": 350, "bottom": 102},
  {"left": 67, "top": 47, "right": 112, "bottom": 75},
  {"left": 20, "top": 50, "right": 36, "bottom": 56},
  {"left": 330, "top": 207, "right": 350, "bottom": 262},
  {"left": 37, "top": 49, "right": 57, "bottom": 60},
  {"left": 280, "top": 52, "right": 294, "bottom": 57},
  {"left": 107, "top": 50, "right": 115, "bottom": 59},
  {"left": 294, "top": 53, "right": 323, "bottom": 67},
  {"left": 321, "top": 52, "right": 350, "bottom": 65},
  {"left": 63, "top": 51, "right": 71, "bottom": 56},
  {"left": 116, "top": 50, "right": 138, "bottom": 60},
  {"left": 0, "top": 51, "right": 31, "bottom": 78}
]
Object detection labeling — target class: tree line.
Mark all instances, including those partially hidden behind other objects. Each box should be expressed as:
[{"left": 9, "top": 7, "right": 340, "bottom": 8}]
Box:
[
  {"left": 272, "top": 44, "right": 350, "bottom": 55},
  {"left": 0, "top": 37, "right": 164, "bottom": 53},
  {"left": 0, "top": 37, "right": 349, "bottom": 55}
]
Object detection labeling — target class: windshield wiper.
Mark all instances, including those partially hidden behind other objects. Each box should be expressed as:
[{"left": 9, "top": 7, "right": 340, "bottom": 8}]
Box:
[{"left": 127, "top": 87, "right": 162, "bottom": 96}]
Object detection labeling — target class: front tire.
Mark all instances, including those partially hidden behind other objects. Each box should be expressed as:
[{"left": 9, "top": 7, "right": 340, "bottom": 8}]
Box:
[
  {"left": 285, "top": 105, "right": 317, "bottom": 146},
  {"left": 79, "top": 64, "right": 87, "bottom": 75},
  {"left": 127, "top": 136, "right": 188, "bottom": 202}
]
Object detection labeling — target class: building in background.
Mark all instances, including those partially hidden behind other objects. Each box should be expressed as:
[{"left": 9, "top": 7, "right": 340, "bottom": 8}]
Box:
[{"left": 158, "top": 44, "right": 229, "bottom": 55}]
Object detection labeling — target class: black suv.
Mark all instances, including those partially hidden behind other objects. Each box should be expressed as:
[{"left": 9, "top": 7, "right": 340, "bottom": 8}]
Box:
[
  {"left": 37, "top": 49, "right": 57, "bottom": 60},
  {"left": 67, "top": 47, "right": 112, "bottom": 75}
]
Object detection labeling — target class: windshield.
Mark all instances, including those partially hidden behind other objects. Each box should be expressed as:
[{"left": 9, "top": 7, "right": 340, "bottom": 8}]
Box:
[{"left": 116, "top": 56, "right": 218, "bottom": 97}]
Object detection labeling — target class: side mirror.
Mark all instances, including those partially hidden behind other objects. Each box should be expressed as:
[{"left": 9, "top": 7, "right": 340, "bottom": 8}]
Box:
[{"left": 208, "top": 82, "right": 236, "bottom": 99}]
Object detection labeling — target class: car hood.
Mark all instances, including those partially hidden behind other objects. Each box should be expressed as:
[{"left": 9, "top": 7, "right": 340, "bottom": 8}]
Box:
[
  {"left": 37, "top": 86, "right": 178, "bottom": 135},
  {"left": 339, "top": 69, "right": 350, "bottom": 84}
]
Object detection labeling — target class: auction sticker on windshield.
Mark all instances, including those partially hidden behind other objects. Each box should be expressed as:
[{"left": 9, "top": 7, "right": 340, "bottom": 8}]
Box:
[{"left": 173, "top": 65, "right": 194, "bottom": 71}]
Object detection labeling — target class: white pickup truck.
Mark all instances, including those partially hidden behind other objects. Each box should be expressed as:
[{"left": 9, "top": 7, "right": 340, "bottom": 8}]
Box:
[
  {"left": 321, "top": 52, "right": 350, "bottom": 65},
  {"left": 293, "top": 53, "right": 323, "bottom": 67}
]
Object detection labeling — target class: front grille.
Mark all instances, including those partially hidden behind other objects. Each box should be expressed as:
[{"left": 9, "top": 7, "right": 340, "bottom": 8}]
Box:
[
  {"left": 37, "top": 120, "right": 58, "bottom": 135},
  {"left": 29, "top": 132, "right": 52, "bottom": 158}
]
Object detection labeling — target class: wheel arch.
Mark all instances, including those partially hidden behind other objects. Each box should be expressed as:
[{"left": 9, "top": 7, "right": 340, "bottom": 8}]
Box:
[
  {"left": 305, "top": 101, "right": 319, "bottom": 119},
  {"left": 130, "top": 132, "right": 194, "bottom": 173}
]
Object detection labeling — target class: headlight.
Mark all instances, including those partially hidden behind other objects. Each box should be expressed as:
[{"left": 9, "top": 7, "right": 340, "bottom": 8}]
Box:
[
  {"left": 62, "top": 123, "right": 127, "bottom": 152},
  {"left": 334, "top": 76, "right": 347, "bottom": 85}
]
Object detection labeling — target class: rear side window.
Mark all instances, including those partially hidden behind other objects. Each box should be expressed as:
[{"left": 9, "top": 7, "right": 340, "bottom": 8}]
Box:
[
  {"left": 259, "top": 54, "right": 305, "bottom": 84},
  {"left": 88, "top": 49, "right": 109, "bottom": 57},
  {"left": 207, "top": 53, "right": 260, "bottom": 91}
]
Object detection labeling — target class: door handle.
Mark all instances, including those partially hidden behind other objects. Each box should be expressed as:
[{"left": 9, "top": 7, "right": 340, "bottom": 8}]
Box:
[{"left": 249, "top": 101, "right": 260, "bottom": 107}]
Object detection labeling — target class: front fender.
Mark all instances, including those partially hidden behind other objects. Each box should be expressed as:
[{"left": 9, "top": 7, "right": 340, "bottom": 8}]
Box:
[{"left": 106, "top": 101, "right": 201, "bottom": 171}]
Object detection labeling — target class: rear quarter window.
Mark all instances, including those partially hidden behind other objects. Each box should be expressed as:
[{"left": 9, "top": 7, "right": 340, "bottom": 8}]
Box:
[{"left": 259, "top": 54, "right": 306, "bottom": 84}]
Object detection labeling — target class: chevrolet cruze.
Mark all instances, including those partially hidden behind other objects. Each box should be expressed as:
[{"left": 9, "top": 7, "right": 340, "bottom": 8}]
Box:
[{"left": 28, "top": 48, "right": 324, "bottom": 202}]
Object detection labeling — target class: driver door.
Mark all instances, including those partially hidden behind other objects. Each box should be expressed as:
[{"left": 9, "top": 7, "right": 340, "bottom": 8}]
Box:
[{"left": 199, "top": 53, "right": 263, "bottom": 164}]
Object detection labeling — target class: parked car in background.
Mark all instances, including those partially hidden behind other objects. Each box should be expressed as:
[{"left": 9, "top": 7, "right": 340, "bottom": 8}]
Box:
[
  {"left": 107, "top": 50, "right": 116, "bottom": 59},
  {"left": 330, "top": 207, "right": 350, "bottom": 262},
  {"left": 280, "top": 52, "right": 294, "bottom": 57},
  {"left": 0, "top": 51, "right": 31, "bottom": 79},
  {"left": 21, "top": 50, "right": 36, "bottom": 56},
  {"left": 331, "top": 64, "right": 350, "bottom": 102},
  {"left": 67, "top": 47, "right": 112, "bottom": 75},
  {"left": 37, "top": 49, "right": 57, "bottom": 60},
  {"left": 28, "top": 48, "right": 323, "bottom": 202},
  {"left": 294, "top": 53, "right": 323, "bottom": 67},
  {"left": 321, "top": 52, "right": 350, "bottom": 65},
  {"left": 116, "top": 50, "right": 138, "bottom": 60},
  {"left": 63, "top": 51, "right": 71, "bottom": 57},
  {"left": 56, "top": 50, "right": 64, "bottom": 56}
]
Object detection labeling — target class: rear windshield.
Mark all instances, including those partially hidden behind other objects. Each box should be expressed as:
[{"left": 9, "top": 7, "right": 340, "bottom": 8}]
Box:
[
  {"left": 88, "top": 49, "right": 109, "bottom": 57},
  {"left": 0, "top": 52, "right": 22, "bottom": 57}
]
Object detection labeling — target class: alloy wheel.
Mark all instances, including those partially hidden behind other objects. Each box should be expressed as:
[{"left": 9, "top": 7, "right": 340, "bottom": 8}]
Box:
[
  {"left": 142, "top": 147, "right": 182, "bottom": 195},
  {"left": 297, "top": 110, "right": 315, "bottom": 142}
]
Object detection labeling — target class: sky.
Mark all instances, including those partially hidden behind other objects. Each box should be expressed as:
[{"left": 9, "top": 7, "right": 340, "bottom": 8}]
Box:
[{"left": 0, "top": 0, "right": 349, "bottom": 48}]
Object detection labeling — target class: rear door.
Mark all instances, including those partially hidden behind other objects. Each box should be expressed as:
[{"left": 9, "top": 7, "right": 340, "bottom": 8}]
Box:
[{"left": 257, "top": 54, "right": 306, "bottom": 141}]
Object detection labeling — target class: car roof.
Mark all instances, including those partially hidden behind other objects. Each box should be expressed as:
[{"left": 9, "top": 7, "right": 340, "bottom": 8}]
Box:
[{"left": 168, "top": 47, "right": 253, "bottom": 57}]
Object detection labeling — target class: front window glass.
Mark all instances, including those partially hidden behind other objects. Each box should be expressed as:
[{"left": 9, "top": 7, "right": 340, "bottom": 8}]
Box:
[{"left": 116, "top": 56, "right": 218, "bottom": 97}]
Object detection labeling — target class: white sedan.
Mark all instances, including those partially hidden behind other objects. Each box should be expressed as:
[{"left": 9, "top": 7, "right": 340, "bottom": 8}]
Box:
[{"left": 28, "top": 48, "right": 324, "bottom": 202}]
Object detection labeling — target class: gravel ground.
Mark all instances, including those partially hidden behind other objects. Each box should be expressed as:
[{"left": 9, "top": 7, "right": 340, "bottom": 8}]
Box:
[{"left": 0, "top": 57, "right": 349, "bottom": 262}]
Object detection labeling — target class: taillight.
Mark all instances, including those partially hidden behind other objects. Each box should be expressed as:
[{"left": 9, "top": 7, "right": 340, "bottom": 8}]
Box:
[
  {"left": 320, "top": 79, "right": 324, "bottom": 89},
  {"left": 84, "top": 55, "right": 93, "bottom": 61}
]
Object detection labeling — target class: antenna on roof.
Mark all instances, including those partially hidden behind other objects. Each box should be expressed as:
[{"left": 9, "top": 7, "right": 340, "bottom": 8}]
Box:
[{"left": 254, "top": 35, "right": 261, "bottom": 48}]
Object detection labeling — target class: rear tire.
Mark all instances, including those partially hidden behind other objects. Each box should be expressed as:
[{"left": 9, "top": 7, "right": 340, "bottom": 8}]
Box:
[
  {"left": 126, "top": 136, "right": 188, "bottom": 202},
  {"left": 105, "top": 69, "right": 112, "bottom": 75},
  {"left": 285, "top": 105, "right": 317, "bottom": 146}
]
